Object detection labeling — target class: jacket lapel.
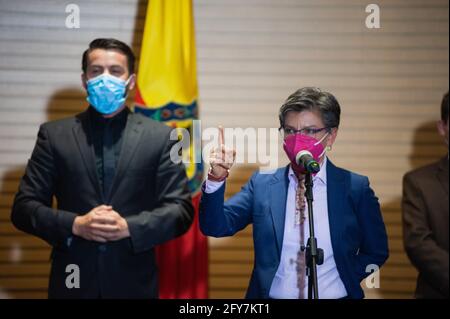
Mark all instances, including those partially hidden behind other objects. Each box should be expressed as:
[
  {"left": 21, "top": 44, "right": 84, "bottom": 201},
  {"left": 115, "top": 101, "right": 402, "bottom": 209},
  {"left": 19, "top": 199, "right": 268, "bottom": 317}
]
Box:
[
  {"left": 269, "top": 166, "right": 289, "bottom": 257},
  {"left": 72, "top": 111, "right": 104, "bottom": 202},
  {"left": 437, "top": 156, "right": 449, "bottom": 195},
  {"left": 108, "top": 112, "right": 144, "bottom": 202},
  {"left": 326, "top": 160, "right": 346, "bottom": 264}
]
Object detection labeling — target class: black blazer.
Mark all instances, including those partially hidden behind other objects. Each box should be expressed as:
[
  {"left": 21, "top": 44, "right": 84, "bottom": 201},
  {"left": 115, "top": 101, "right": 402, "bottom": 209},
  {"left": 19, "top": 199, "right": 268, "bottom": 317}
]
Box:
[
  {"left": 402, "top": 157, "right": 449, "bottom": 298},
  {"left": 11, "top": 109, "right": 194, "bottom": 299}
]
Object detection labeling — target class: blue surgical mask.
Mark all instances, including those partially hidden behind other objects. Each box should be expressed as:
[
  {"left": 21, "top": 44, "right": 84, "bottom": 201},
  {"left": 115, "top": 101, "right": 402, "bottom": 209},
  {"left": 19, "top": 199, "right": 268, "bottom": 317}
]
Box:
[{"left": 86, "top": 74, "right": 130, "bottom": 115}]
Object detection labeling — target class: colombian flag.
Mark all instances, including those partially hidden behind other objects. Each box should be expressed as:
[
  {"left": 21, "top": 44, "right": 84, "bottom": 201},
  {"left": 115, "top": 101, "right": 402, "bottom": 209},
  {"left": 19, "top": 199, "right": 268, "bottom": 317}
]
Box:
[{"left": 134, "top": 0, "right": 207, "bottom": 298}]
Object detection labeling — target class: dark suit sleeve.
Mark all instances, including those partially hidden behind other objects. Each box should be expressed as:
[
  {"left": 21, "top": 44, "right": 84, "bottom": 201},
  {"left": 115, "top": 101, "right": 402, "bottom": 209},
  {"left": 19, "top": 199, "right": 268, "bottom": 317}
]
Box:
[
  {"left": 125, "top": 137, "right": 194, "bottom": 254},
  {"left": 199, "top": 173, "right": 255, "bottom": 237},
  {"left": 11, "top": 125, "right": 77, "bottom": 248},
  {"left": 354, "top": 176, "right": 389, "bottom": 281},
  {"left": 402, "top": 173, "right": 449, "bottom": 295}
]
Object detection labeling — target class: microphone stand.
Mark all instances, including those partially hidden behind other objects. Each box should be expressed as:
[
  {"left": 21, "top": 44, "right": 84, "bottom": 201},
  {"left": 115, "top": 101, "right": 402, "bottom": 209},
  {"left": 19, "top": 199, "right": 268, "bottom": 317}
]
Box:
[{"left": 304, "top": 172, "right": 324, "bottom": 299}]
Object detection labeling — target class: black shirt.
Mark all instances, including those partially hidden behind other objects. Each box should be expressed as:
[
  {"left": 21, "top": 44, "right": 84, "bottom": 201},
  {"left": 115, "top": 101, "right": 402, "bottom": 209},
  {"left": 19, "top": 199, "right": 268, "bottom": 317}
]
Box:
[{"left": 88, "top": 106, "right": 129, "bottom": 195}]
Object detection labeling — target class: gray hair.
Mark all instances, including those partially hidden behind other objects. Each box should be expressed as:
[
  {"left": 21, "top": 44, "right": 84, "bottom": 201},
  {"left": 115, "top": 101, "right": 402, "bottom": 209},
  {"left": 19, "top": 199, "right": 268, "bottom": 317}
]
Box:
[{"left": 279, "top": 87, "right": 341, "bottom": 129}]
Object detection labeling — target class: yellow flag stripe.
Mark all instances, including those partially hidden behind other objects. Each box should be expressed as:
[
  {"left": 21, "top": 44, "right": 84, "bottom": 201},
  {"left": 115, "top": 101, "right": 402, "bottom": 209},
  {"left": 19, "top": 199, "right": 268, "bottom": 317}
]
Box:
[{"left": 137, "top": 0, "right": 198, "bottom": 108}]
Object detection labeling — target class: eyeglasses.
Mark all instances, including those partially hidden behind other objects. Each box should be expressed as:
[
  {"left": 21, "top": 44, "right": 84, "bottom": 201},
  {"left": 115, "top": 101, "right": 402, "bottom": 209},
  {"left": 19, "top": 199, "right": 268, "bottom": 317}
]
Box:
[{"left": 279, "top": 126, "right": 330, "bottom": 138}]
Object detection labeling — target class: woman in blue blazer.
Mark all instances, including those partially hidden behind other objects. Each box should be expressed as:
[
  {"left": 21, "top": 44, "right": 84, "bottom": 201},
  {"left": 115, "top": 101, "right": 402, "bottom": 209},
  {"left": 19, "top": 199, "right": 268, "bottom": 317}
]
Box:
[{"left": 200, "top": 87, "right": 389, "bottom": 299}]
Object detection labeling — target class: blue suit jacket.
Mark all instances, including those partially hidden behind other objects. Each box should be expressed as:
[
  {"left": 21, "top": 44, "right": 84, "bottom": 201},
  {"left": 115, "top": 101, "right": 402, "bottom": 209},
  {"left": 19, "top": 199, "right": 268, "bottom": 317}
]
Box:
[{"left": 199, "top": 160, "right": 389, "bottom": 299}]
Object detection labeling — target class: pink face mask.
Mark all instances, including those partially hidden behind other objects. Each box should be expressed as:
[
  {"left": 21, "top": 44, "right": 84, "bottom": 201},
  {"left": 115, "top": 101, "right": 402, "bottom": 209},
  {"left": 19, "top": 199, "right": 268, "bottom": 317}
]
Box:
[{"left": 283, "top": 133, "right": 328, "bottom": 175}]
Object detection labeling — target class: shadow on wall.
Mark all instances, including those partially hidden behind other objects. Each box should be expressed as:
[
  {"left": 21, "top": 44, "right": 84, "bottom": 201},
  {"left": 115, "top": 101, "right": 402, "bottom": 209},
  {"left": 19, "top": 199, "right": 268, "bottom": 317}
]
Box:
[
  {"left": 131, "top": 0, "right": 147, "bottom": 58},
  {"left": 369, "top": 120, "right": 447, "bottom": 299},
  {"left": 408, "top": 121, "right": 447, "bottom": 170},
  {"left": 128, "top": 0, "right": 147, "bottom": 107},
  {"left": 0, "top": 87, "right": 85, "bottom": 299},
  {"left": 46, "top": 88, "right": 87, "bottom": 118}
]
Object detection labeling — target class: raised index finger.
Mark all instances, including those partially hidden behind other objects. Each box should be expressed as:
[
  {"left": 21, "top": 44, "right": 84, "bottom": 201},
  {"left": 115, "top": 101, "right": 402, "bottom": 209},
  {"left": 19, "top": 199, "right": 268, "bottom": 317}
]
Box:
[{"left": 218, "top": 125, "right": 225, "bottom": 147}]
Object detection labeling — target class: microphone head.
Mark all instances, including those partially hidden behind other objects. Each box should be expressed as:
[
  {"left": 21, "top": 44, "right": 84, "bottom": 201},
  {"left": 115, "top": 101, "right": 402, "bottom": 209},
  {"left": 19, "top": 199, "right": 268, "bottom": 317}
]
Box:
[
  {"left": 295, "top": 150, "right": 313, "bottom": 165},
  {"left": 295, "top": 150, "right": 320, "bottom": 173},
  {"left": 308, "top": 161, "right": 321, "bottom": 173}
]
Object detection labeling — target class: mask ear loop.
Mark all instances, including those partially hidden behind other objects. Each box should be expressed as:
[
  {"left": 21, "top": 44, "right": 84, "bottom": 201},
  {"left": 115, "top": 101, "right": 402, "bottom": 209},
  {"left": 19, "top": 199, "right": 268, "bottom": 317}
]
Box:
[
  {"left": 123, "top": 75, "right": 133, "bottom": 99},
  {"left": 314, "top": 132, "right": 329, "bottom": 146},
  {"left": 314, "top": 132, "right": 330, "bottom": 158},
  {"left": 318, "top": 146, "right": 331, "bottom": 158}
]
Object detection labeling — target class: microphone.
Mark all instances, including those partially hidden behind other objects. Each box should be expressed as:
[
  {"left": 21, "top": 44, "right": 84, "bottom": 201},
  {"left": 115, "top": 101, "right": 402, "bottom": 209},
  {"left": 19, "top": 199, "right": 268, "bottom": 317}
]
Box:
[{"left": 295, "top": 150, "right": 320, "bottom": 174}]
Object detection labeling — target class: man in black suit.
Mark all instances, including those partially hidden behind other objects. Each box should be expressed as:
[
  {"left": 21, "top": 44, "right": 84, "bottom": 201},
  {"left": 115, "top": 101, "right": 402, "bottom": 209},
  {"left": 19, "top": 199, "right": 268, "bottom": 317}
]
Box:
[
  {"left": 10, "top": 38, "right": 194, "bottom": 298},
  {"left": 402, "top": 92, "right": 449, "bottom": 298}
]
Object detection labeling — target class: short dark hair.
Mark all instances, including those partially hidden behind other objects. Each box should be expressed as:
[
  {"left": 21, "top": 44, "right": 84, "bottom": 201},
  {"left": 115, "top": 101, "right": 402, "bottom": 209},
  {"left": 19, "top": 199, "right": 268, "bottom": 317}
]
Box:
[
  {"left": 279, "top": 87, "right": 341, "bottom": 129},
  {"left": 82, "top": 38, "right": 135, "bottom": 74},
  {"left": 441, "top": 91, "right": 449, "bottom": 124}
]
